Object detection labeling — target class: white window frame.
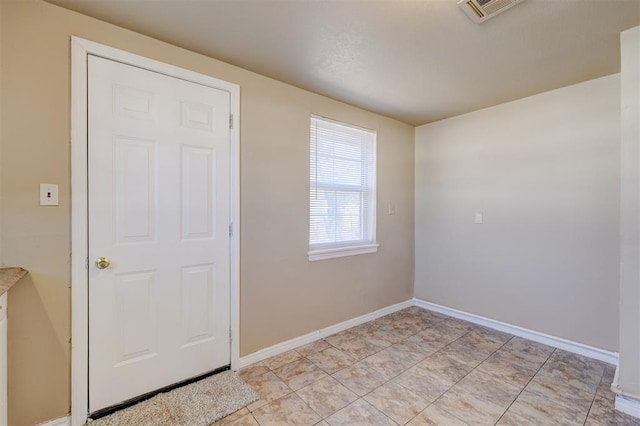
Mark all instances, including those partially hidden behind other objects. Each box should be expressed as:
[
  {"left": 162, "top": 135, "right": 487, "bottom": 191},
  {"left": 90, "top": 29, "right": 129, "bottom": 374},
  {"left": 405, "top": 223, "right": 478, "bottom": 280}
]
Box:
[{"left": 308, "top": 115, "right": 378, "bottom": 261}]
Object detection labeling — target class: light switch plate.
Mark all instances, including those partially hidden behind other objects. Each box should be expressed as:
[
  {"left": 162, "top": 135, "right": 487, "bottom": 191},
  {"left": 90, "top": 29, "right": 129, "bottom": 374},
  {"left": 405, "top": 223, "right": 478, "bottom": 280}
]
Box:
[
  {"left": 40, "top": 184, "right": 59, "bottom": 206},
  {"left": 474, "top": 212, "right": 483, "bottom": 224}
]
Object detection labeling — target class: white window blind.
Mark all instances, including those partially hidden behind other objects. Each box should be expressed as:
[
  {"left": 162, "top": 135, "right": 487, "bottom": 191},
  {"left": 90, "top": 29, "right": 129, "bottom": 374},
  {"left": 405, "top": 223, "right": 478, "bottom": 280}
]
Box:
[{"left": 309, "top": 115, "right": 378, "bottom": 261}]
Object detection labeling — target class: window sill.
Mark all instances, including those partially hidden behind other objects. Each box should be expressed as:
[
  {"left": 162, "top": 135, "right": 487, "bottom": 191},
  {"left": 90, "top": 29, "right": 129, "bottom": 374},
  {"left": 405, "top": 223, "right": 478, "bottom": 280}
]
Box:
[{"left": 308, "top": 243, "right": 379, "bottom": 262}]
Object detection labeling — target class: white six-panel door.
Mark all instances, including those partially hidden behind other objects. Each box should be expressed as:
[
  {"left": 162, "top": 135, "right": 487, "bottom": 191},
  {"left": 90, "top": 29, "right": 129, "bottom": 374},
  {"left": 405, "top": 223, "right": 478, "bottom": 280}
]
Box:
[{"left": 87, "top": 55, "right": 231, "bottom": 412}]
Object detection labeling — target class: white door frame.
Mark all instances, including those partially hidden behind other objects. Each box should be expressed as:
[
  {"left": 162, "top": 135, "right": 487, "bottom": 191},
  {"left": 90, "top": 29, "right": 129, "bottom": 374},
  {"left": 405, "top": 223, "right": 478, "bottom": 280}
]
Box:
[{"left": 70, "top": 37, "right": 241, "bottom": 426}]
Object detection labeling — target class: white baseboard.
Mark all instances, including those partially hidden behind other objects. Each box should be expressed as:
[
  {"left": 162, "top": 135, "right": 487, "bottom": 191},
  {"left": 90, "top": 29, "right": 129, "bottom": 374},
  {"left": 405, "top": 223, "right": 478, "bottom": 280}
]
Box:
[
  {"left": 612, "top": 364, "right": 640, "bottom": 418},
  {"left": 616, "top": 395, "right": 640, "bottom": 419},
  {"left": 413, "top": 298, "right": 619, "bottom": 365},
  {"left": 38, "top": 416, "right": 70, "bottom": 426},
  {"left": 612, "top": 363, "right": 621, "bottom": 392},
  {"left": 238, "top": 299, "right": 413, "bottom": 369},
  {"left": 238, "top": 297, "right": 618, "bottom": 370}
]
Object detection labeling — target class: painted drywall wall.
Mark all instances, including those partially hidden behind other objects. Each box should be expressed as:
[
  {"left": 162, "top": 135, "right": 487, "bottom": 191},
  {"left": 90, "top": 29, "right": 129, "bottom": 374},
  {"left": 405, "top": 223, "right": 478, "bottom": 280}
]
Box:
[
  {"left": 0, "top": 0, "right": 414, "bottom": 424},
  {"left": 415, "top": 75, "right": 620, "bottom": 352},
  {"left": 618, "top": 25, "right": 640, "bottom": 399}
]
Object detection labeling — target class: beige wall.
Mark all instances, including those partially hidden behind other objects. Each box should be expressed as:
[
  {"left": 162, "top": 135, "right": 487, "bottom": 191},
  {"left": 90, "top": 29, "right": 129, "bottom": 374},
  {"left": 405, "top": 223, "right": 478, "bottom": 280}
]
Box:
[
  {"left": 618, "top": 26, "right": 640, "bottom": 399},
  {"left": 415, "top": 75, "right": 620, "bottom": 352},
  {"left": 0, "top": 1, "right": 415, "bottom": 424}
]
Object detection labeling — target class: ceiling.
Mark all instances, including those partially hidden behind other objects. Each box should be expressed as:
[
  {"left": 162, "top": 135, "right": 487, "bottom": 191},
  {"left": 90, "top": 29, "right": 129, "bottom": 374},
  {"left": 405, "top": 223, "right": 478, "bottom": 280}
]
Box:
[{"left": 46, "top": 0, "right": 640, "bottom": 126}]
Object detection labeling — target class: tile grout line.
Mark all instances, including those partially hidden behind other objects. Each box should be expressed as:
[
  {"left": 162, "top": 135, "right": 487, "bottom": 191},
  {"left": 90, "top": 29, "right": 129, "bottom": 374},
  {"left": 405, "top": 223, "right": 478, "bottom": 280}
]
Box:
[
  {"left": 256, "top": 315, "right": 425, "bottom": 422},
  {"left": 324, "top": 314, "right": 449, "bottom": 424},
  {"left": 394, "top": 328, "right": 476, "bottom": 425},
  {"left": 492, "top": 347, "right": 556, "bottom": 425},
  {"left": 314, "top": 313, "right": 451, "bottom": 424},
  {"left": 273, "top": 320, "right": 406, "bottom": 423},
  {"left": 357, "top": 318, "right": 510, "bottom": 425},
  {"left": 582, "top": 366, "right": 609, "bottom": 426},
  {"left": 354, "top": 319, "right": 446, "bottom": 425},
  {"left": 246, "top": 309, "right": 607, "bottom": 426},
  {"left": 418, "top": 330, "right": 515, "bottom": 426}
]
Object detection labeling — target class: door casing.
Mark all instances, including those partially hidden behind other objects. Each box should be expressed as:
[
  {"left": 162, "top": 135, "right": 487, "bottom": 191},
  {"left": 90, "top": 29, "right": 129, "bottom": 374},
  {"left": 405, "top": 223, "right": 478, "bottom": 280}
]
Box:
[{"left": 70, "top": 37, "right": 241, "bottom": 426}]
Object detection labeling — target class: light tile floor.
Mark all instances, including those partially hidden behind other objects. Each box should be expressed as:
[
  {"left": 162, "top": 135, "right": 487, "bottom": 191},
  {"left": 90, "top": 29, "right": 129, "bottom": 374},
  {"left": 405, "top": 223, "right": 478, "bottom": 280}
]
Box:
[{"left": 218, "top": 307, "right": 640, "bottom": 425}]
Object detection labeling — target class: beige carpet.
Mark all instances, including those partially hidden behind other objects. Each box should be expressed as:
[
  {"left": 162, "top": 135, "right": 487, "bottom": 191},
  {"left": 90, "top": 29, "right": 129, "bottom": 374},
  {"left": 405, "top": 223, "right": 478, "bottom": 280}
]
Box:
[{"left": 88, "top": 371, "right": 258, "bottom": 426}]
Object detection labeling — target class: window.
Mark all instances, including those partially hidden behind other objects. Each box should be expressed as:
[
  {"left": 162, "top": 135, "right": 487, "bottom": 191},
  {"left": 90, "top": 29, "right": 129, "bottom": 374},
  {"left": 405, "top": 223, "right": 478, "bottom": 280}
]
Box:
[{"left": 308, "top": 115, "right": 378, "bottom": 261}]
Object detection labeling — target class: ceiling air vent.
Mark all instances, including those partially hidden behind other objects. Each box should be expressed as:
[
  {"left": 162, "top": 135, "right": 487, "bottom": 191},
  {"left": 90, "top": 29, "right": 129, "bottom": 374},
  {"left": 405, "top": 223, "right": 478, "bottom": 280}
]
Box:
[{"left": 458, "top": 0, "right": 525, "bottom": 23}]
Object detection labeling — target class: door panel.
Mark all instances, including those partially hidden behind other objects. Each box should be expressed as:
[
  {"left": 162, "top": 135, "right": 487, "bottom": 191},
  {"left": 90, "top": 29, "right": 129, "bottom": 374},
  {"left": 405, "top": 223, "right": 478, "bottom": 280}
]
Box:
[
  {"left": 181, "top": 264, "right": 216, "bottom": 347},
  {"left": 182, "top": 146, "right": 215, "bottom": 239},
  {"left": 88, "top": 55, "right": 231, "bottom": 413},
  {"left": 114, "top": 271, "right": 158, "bottom": 366},
  {"left": 114, "top": 137, "right": 156, "bottom": 243}
]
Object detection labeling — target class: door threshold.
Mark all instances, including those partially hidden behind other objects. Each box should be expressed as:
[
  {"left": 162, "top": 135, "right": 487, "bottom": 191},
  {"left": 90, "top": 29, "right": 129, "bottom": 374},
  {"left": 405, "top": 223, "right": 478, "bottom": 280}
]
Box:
[{"left": 89, "top": 365, "right": 231, "bottom": 421}]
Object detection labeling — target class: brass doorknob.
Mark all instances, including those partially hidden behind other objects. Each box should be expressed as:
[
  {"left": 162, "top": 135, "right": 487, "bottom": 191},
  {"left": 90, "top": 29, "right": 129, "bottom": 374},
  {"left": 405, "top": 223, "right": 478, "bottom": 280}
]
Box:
[{"left": 95, "top": 257, "right": 111, "bottom": 269}]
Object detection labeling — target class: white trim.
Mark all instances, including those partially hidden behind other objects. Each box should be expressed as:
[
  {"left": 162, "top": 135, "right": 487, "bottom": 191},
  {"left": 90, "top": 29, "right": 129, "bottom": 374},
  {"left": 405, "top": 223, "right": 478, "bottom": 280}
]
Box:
[
  {"left": 308, "top": 243, "right": 379, "bottom": 261},
  {"left": 310, "top": 114, "right": 377, "bottom": 134},
  {"left": 37, "top": 416, "right": 71, "bottom": 426},
  {"left": 70, "top": 37, "right": 241, "bottom": 426},
  {"left": 228, "top": 57, "right": 241, "bottom": 374},
  {"left": 70, "top": 37, "right": 89, "bottom": 426},
  {"left": 616, "top": 395, "right": 640, "bottom": 419},
  {"left": 613, "top": 362, "right": 621, "bottom": 392},
  {"left": 611, "top": 364, "right": 640, "bottom": 401},
  {"left": 238, "top": 299, "right": 413, "bottom": 369},
  {"left": 308, "top": 115, "right": 377, "bottom": 263},
  {"left": 238, "top": 296, "right": 620, "bottom": 370},
  {"left": 413, "top": 298, "right": 619, "bottom": 365}
]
